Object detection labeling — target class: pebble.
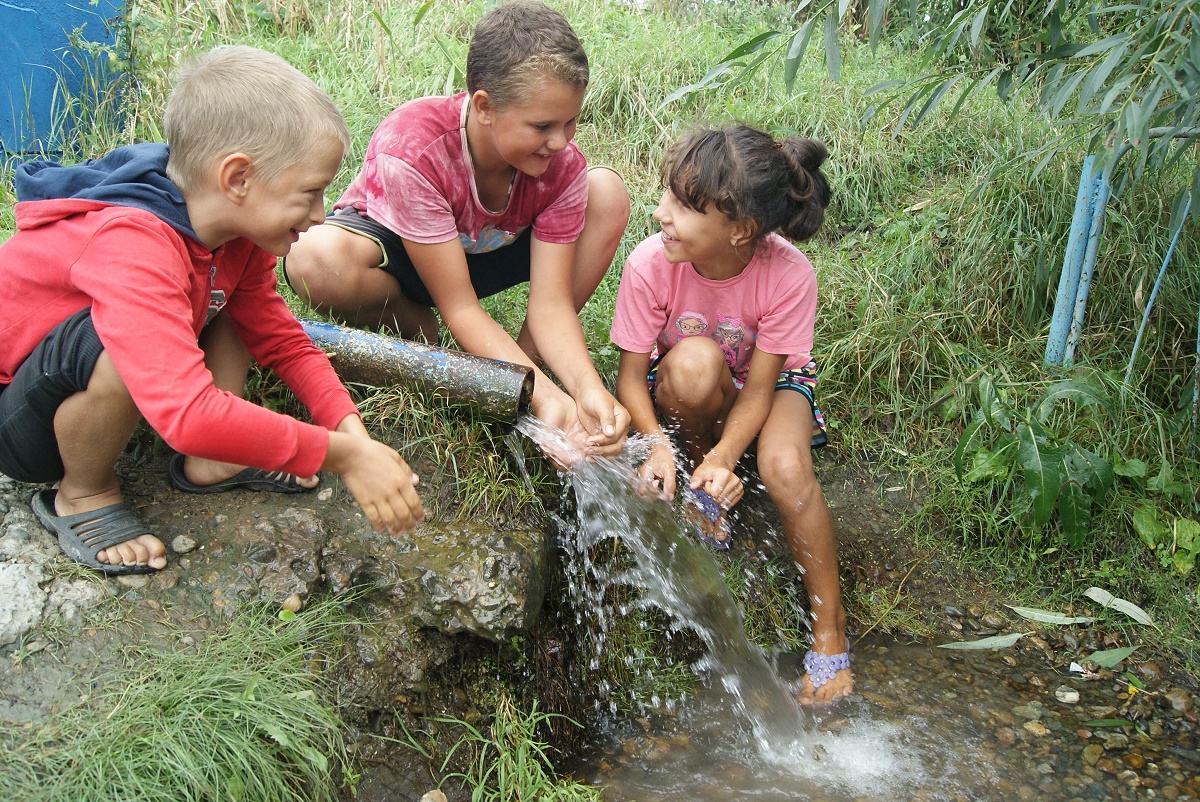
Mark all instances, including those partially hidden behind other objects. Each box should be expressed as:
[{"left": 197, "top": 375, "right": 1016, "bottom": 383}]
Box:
[
  {"left": 317, "top": 488, "right": 334, "bottom": 502},
  {"left": 1082, "top": 744, "right": 1105, "bottom": 766},
  {"left": 281, "top": 594, "right": 303, "bottom": 613},
  {"left": 419, "top": 792, "right": 448, "bottom": 802},
  {"left": 1055, "top": 685, "right": 1081, "bottom": 704},
  {"left": 1124, "top": 753, "right": 1147, "bottom": 770},
  {"left": 1165, "top": 688, "right": 1194, "bottom": 714},
  {"left": 171, "top": 535, "right": 198, "bottom": 554},
  {"left": 1023, "top": 720, "right": 1050, "bottom": 737},
  {"left": 116, "top": 574, "right": 151, "bottom": 589}
]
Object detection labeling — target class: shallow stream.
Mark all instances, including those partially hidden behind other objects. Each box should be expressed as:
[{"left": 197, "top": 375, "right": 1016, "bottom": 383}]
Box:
[{"left": 513, "top": 419, "right": 1200, "bottom": 802}]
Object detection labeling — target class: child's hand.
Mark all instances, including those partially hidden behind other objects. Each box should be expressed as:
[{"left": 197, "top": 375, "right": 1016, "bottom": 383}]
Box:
[
  {"left": 531, "top": 391, "right": 587, "bottom": 470},
  {"left": 326, "top": 421, "right": 425, "bottom": 535},
  {"left": 689, "top": 451, "right": 743, "bottom": 511},
  {"left": 340, "top": 439, "right": 425, "bottom": 535},
  {"left": 637, "top": 441, "right": 677, "bottom": 500},
  {"left": 575, "top": 385, "right": 630, "bottom": 459}
]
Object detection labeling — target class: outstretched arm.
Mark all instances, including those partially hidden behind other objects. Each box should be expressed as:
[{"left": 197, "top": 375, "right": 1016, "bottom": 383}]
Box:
[
  {"left": 527, "top": 237, "right": 629, "bottom": 457},
  {"left": 323, "top": 414, "right": 424, "bottom": 535}
]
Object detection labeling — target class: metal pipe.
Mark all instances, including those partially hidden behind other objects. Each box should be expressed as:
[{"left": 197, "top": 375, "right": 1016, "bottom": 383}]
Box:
[
  {"left": 1046, "top": 156, "right": 1098, "bottom": 366},
  {"left": 301, "top": 319, "right": 535, "bottom": 424}
]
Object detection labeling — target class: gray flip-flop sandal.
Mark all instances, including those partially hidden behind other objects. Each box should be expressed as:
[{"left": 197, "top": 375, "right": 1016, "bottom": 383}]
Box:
[
  {"left": 167, "top": 453, "right": 314, "bottom": 494},
  {"left": 31, "top": 489, "right": 158, "bottom": 575}
]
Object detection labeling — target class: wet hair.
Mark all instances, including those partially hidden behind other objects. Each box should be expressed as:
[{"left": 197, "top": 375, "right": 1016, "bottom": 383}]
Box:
[
  {"left": 163, "top": 45, "right": 350, "bottom": 194},
  {"left": 660, "top": 124, "right": 831, "bottom": 245},
  {"left": 465, "top": 0, "right": 589, "bottom": 109}
]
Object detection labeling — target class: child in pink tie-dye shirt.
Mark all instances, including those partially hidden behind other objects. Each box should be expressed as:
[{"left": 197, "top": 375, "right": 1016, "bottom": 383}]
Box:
[{"left": 286, "top": 1, "right": 630, "bottom": 464}]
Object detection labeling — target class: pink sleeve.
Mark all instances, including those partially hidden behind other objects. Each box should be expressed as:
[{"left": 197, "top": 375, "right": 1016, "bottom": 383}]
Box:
[
  {"left": 753, "top": 248, "right": 817, "bottom": 364},
  {"left": 371, "top": 153, "right": 458, "bottom": 244},
  {"left": 530, "top": 162, "right": 587, "bottom": 244},
  {"left": 609, "top": 245, "right": 667, "bottom": 353}
]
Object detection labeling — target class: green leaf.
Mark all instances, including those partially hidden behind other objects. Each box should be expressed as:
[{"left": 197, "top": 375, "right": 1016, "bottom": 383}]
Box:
[
  {"left": 1086, "top": 645, "right": 1137, "bottom": 667},
  {"left": 823, "top": 11, "right": 841, "bottom": 82},
  {"left": 1057, "top": 480, "right": 1092, "bottom": 547},
  {"left": 1063, "top": 443, "right": 1113, "bottom": 498},
  {"left": 1132, "top": 504, "right": 1167, "bottom": 551},
  {"left": 1083, "top": 587, "right": 1156, "bottom": 626},
  {"left": 867, "top": 0, "right": 886, "bottom": 53},
  {"left": 1113, "top": 457, "right": 1147, "bottom": 478},
  {"left": 954, "top": 418, "right": 988, "bottom": 481},
  {"left": 1006, "top": 605, "right": 1096, "bottom": 625},
  {"left": 1175, "top": 518, "right": 1200, "bottom": 552},
  {"left": 1017, "top": 424, "right": 1060, "bottom": 529},
  {"left": 783, "top": 19, "right": 817, "bottom": 93},
  {"left": 938, "top": 632, "right": 1027, "bottom": 650},
  {"left": 964, "top": 442, "right": 1015, "bottom": 483},
  {"left": 1171, "top": 549, "right": 1195, "bottom": 575},
  {"left": 1032, "top": 378, "right": 1110, "bottom": 423},
  {"left": 411, "top": 0, "right": 434, "bottom": 26},
  {"left": 968, "top": 7, "right": 987, "bottom": 47},
  {"left": 1073, "top": 33, "right": 1129, "bottom": 59},
  {"left": 1083, "top": 718, "right": 1132, "bottom": 728}
]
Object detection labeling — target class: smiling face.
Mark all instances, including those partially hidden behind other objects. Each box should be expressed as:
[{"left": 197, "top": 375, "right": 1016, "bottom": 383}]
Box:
[
  {"left": 652, "top": 188, "right": 748, "bottom": 275},
  {"left": 474, "top": 73, "right": 584, "bottom": 178},
  {"left": 239, "top": 139, "right": 342, "bottom": 256}
]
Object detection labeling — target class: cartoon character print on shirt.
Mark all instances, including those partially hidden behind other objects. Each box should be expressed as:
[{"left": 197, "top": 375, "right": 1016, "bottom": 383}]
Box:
[
  {"left": 461, "top": 224, "right": 524, "bottom": 254},
  {"left": 712, "top": 314, "right": 748, "bottom": 372},
  {"left": 668, "top": 310, "right": 709, "bottom": 347}
]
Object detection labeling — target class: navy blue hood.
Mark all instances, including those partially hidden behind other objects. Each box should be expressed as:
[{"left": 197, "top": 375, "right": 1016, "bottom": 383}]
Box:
[{"left": 14, "top": 142, "right": 198, "bottom": 240}]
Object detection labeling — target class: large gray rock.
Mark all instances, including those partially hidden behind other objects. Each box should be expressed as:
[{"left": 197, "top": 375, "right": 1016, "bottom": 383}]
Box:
[{"left": 0, "top": 563, "right": 46, "bottom": 646}]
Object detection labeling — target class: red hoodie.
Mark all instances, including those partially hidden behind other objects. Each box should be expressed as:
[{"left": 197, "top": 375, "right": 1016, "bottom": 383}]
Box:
[{"left": 0, "top": 180, "right": 359, "bottom": 479}]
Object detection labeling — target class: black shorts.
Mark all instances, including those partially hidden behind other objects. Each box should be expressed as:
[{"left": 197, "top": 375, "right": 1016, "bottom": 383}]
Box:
[
  {"left": 315, "top": 207, "right": 532, "bottom": 307},
  {"left": 0, "top": 308, "right": 105, "bottom": 483}
]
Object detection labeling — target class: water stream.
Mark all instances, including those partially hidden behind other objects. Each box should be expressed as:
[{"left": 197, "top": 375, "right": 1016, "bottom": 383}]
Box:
[{"left": 512, "top": 417, "right": 1199, "bottom": 801}]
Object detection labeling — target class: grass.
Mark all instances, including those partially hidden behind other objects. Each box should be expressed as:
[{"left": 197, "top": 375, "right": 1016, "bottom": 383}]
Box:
[{"left": 0, "top": 600, "right": 353, "bottom": 802}]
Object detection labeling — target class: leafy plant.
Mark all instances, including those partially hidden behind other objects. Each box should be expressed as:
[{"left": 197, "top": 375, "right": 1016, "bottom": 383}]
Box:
[
  {"left": 1132, "top": 503, "right": 1200, "bottom": 576},
  {"left": 955, "top": 374, "right": 1115, "bottom": 546}
]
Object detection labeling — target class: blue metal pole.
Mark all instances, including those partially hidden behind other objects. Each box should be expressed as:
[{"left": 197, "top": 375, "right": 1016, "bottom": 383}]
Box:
[
  {"left": 1045, "top": 156, "right": 1099, "bottom": 366},
  {"left": 1124, "top": 195, "right": 1192, "bottom": 385},
  {"left": 1063, "top": 167, "right": 1112, "bottom": 366}
]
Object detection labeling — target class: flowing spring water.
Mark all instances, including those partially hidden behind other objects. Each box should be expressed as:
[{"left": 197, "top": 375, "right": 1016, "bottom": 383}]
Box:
[{"left": 510, "top": 417, "right": 968, "bottom": 799}]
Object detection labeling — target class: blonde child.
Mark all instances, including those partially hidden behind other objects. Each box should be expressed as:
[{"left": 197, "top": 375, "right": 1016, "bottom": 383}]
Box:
[
  {"left": 0, "top": 46, "right": 424, "bottom": 574},
  {"left": 285, "top": 0, "right": 630, "bottom": 464},
  {"left": 609, "top": 124, "right": 852, "bottom": 705}
]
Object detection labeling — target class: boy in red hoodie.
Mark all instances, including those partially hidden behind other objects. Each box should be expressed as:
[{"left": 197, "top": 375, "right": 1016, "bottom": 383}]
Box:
[{"left": 0, "top": 46, "right": 424, "bottom": 574}]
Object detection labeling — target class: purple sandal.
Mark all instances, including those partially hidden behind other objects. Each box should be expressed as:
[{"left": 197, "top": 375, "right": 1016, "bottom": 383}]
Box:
[
  {"left": 684, "top": 487, "right": 730, "bottom": 550},
  {"left": 803, "top": 649, "right": 851, "bottom": 691}
]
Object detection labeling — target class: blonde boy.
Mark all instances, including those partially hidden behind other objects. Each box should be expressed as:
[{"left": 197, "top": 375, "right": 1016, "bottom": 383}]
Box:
[{"left": 0, "top": 46, "right": 423, "bottom": 575}]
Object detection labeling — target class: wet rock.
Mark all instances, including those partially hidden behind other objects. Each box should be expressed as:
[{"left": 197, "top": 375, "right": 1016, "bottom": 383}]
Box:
[
  {"left": 46, "top": 578, "right": 108, "bottom": 620},
  {"left": 171, "top": 535, "right": 198, "bottom": 554},
  {"left": 981, "top": 613, "right": 1007, "bottom": 629},
  {"left": 0, "top": 563, "right": 46, "bottom": 646},
  {"left": 1124, "top": 752, "right": 1147, "bottom": 770},
  {"left": 1082, "top": 744, "right": 1105, "bottom": 765},
  {"left": 1164, "top": 688, "right": 1194, "bottom": 715},
  {"left": 1023, "top": 720, "right": 1050, "bottom": 737},
  {"left": 325, "top": 521, "right": 549, "bottom": 642},
  {"left": 116, "top": 574, "right": 151, "bottom": 590},
  {"left": 234, "top": 507, "right": 323, "bottom": 603},
  {"left": 1055, "top": 685, "right": 1081, "bottom": 704},
  {"left": 1013, "top": 702, "right": 1044, "bottom": 720},
  {"left": 945, "top": 605, "right": 966, "bottom": 618},
  {"left": 420, "top": 792, "right": 448, "bottom": 802}
]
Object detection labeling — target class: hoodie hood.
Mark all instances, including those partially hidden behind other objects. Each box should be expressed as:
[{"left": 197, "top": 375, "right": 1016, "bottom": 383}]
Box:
[{"left": 14, "top": 142, "right": 198, "bottom": 240}]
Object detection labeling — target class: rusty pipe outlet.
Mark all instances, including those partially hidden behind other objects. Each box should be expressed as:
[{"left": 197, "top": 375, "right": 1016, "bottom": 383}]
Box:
[{"left": 301, "top": 319, "right": 534, "bottom": 423}]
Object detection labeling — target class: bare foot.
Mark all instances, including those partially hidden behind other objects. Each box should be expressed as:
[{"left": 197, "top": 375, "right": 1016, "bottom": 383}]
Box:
[{"left": 54, "top": 491, "right": 167, "bottom": 570}]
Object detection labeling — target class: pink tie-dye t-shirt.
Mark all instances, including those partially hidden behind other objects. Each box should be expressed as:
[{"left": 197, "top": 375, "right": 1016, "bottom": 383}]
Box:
[
  {"left": 609, "top": 232, "right": 817, "bottom": 383},
  {"left": 335, "top": 93, "right": 587, "bottom": 253}
]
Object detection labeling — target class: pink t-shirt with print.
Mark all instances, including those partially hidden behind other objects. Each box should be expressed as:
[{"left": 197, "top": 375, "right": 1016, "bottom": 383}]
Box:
[
  {"left": 335, "top": 93, "right": 587, "bottom": 253},
  {"left": 609, "top": 232, "right": 817, "bottom": 384}
]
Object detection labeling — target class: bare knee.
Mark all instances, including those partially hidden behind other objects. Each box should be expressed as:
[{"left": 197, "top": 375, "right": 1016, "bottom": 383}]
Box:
[
  {"left": 657, "top": 337, "right": 728, "bottom": 409},
  {"left": 285, "top": 225, "right": 381, "bottom": 308},
  {"left": 759, "top": 447, "right": 820, "bottom": 507},
  {"left": 586, "top": 167, "right": 631, "bottom": 241}
]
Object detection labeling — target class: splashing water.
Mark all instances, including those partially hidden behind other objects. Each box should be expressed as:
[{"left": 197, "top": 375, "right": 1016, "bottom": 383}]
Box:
[
  {"left": 514, "top": 416, "right": 809, "bottom": 755},
  {"left": 511, "top": 416, "right": 993, "bottom": 800}
]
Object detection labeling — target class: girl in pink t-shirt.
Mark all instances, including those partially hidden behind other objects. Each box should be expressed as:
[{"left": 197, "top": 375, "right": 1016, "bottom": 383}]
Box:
[
  {"left": 286, "top": 1, "right": 629, "bottom": 464},
  {"left": 610, "top": 124, "right": 852, "bottom": 706}
]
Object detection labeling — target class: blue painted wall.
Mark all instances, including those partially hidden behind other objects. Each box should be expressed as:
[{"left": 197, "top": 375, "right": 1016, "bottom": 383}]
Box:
[{"left": 1, "top": 0, "right": 124, "bottom": 155}]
